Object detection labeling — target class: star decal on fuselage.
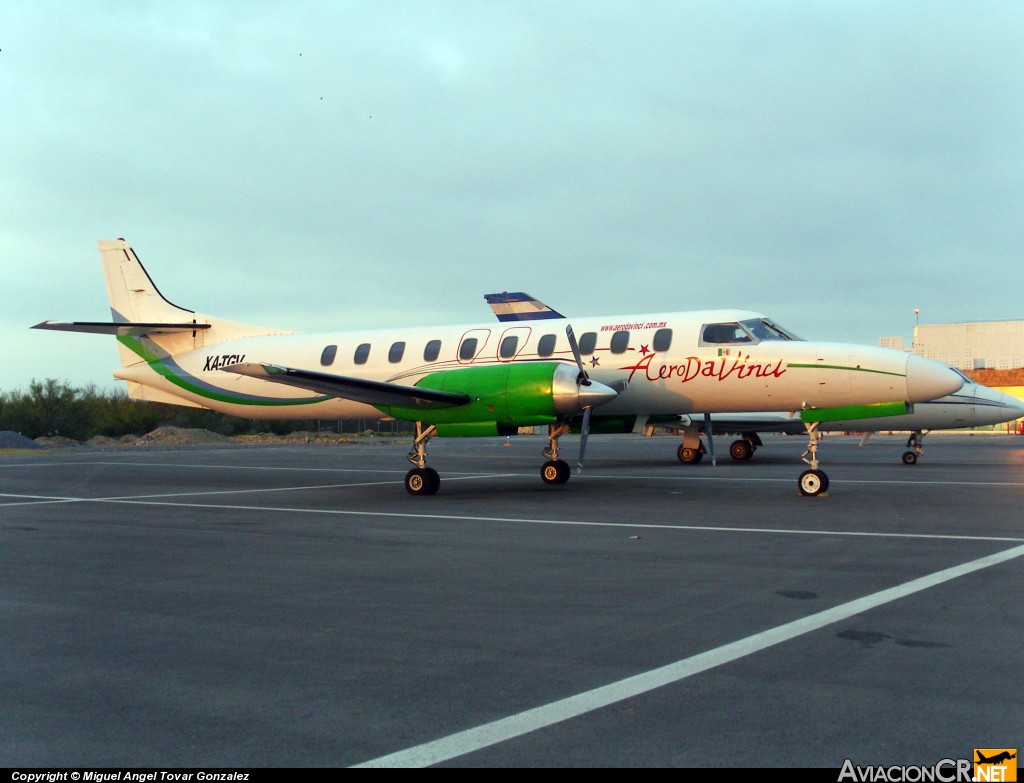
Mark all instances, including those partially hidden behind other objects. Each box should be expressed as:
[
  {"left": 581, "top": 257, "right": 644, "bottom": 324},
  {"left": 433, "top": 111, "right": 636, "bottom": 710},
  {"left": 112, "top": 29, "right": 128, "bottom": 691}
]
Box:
[{"left": 590, "top": 356, "right": 600, "bottom": 367}]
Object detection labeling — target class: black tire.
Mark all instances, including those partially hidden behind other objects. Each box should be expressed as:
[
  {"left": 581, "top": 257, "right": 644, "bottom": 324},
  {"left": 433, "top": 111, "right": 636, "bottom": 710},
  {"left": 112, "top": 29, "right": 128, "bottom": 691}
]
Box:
[
  {"left": 901, "top": 451, "right": 918, "bottom": 465},
  {"left": 729, "top": 440, "right": 754, "bottom": 462},
  {"left": 798, "top": 469, "right": 829, "bottom": 496},
  {"left": 424, "top": 467, "right": 441, "bottom": 493},
  {"left": 405, "top": 467, "right": 439, "bottom": 495},
  {"left": 541, "top": 459, "right": 571, "bottom": 485},
  {"left": 677, "top": 444, "right": 704, "bottom": 464}
]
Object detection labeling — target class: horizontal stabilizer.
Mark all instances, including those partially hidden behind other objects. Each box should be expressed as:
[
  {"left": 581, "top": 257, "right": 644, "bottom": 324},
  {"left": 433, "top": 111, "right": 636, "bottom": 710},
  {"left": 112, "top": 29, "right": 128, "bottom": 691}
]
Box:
[
  {"left": 32, "top": 320, "right": 210, "bottom": 336},
  {"left": 223, "top": 362, "right": 471, "bottom": 409}
]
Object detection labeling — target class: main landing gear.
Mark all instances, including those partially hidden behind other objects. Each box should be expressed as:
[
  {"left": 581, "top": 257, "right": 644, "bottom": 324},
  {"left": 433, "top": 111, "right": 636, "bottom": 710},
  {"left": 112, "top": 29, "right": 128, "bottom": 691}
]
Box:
[
  {"left": 677, "top": 442, "right": 705, "bottom": 464},
  {"left": 403, "top": 420, "right": 578, "bottom": 495},
  {"left": 728, "top": 433, "right": 761, "bottom": 462},
  {"left": 798, "top": 421, "right": 829, "bottom": 496},
  {"left": 405, "top": 422, "right": 440, "bottom": 495},
  {"left": 901, "top": 430, "right": 927, "bottom": 465},
  {"left": 541, "top": 423, "right": 572, "bottom": 484},
  {"left": 676, "top": 423, "right": 706, "bottom": 464}
]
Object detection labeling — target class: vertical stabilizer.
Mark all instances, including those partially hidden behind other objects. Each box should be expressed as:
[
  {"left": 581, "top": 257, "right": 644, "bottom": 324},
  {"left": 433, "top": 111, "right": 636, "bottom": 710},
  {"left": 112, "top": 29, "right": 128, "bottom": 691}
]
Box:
[{"left": 99, "top": 238, "right": 195, "bottom": 324}]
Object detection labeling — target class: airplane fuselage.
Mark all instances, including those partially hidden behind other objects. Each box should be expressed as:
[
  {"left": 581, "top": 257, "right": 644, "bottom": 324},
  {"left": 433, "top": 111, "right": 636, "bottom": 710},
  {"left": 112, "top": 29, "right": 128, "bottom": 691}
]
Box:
[{"left": 112, "top": 308, "right": 958, "bottom": 422}]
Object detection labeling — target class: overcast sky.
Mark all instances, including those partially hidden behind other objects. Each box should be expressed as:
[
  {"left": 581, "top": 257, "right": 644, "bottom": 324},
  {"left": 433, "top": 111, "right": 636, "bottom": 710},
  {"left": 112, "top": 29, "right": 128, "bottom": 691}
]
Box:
[{"left": 3, "top": 1, "right": 1022, "bottom": 392}]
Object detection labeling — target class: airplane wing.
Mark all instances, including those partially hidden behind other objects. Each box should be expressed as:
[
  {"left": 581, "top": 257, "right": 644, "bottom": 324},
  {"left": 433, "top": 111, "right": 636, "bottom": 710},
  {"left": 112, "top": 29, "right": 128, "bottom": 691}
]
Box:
[
  {"left": 32, "top": 320, "right": 211, "bottom": 336},
  {"left": 223, "top": 362, "right": 471, "bottom": 409}
]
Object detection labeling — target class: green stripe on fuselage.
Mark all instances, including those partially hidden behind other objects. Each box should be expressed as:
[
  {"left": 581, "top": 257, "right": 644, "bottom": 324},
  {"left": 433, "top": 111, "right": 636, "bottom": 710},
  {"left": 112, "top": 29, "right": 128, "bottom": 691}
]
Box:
[
  {"left": 788, "top": 363, "right": 905, "bottom": 378},
  {"left": 118, "top": 335, "right": 330, "bottom": 407},
  {"left": 800, "top": 401, "right": 909, "bottom": 423}
]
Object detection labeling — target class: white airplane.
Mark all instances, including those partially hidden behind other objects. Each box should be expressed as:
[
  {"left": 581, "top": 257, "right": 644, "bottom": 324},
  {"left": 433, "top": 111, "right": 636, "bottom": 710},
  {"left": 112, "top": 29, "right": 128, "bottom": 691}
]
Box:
[
  {"left": 34, "top": 240, "right": 963, "bottom": 496},
  {"left": 665, "top": 369, "right": 1024, "bottom": 466},
  {"left": 485, "top": 293, "right": 1024, "bottom": 469}
]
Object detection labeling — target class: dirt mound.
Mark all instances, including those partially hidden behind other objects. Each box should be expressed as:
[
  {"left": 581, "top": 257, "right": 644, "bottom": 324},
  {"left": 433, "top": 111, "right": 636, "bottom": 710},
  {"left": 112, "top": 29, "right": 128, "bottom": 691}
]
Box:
[
  {"left": 282, "top": 431, "right": 358, "bottom": 444},
  {"left": 132, "top": 426, "right": 231, "bottom": 447},
  {"left": 34, "top": 435, "right": 83, "bottom": 448},
  {"left": 86, "top": 434, "right": 140, "bottom": 447}
]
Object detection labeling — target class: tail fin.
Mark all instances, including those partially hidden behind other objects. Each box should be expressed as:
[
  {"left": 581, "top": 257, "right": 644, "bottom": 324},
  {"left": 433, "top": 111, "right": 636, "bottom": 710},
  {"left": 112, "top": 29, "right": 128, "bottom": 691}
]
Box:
[
  {"left": 34, "top": 239, "right": 292, "bottom": 403},
  {"left": 100, "top": 238, "right": 196, "bottom": 324},
  {"left": 484, "top": 292, "right": 565, "bottom": 321}
]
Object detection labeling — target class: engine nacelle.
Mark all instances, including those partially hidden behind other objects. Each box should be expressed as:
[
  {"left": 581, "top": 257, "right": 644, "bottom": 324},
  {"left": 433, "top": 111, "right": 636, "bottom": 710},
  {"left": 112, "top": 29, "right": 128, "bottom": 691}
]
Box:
[{"left": 377, "top": 362, "right": 617, "bottom": 428}]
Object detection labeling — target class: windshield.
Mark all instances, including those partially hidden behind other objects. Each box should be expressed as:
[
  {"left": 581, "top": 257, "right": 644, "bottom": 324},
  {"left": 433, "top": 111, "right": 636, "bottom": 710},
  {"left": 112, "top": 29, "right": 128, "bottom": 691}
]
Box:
[
  {"left": 740, "top": 318, "right": 802, "bottom": 341},
  {"left": 700, "top": 318, "right": 803, "bottom": 346}
]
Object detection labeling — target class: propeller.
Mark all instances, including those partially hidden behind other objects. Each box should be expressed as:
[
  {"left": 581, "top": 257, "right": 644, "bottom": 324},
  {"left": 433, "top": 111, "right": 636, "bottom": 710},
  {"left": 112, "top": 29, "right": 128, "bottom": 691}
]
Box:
[{"left": 566, "top": 325, "right": 596, "bottom": 472}]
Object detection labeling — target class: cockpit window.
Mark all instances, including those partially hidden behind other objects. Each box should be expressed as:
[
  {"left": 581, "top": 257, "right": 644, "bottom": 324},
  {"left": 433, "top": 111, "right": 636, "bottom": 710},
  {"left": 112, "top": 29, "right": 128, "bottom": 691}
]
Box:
[
  {"left": 701, "top": 319, "right": 802, "bottom": 346},
  {"left": 700, "top": 323, "right": 752, "bottom": 345},
  {"left": 950, "top": 367, "right": 973, "bottom": 384},
  {"left": 740, "top": 318, "right": 802, "bottom": 341}
]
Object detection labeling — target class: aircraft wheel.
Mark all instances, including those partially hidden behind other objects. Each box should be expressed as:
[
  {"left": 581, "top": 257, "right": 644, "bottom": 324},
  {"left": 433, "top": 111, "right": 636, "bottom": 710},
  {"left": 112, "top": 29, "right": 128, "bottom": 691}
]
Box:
[
  {"left": 901, "top": 451, "right": 918, "bottom": 465},
  {"left": 677, "top": 445, "right": 704, "bottom": 465},
  {"left": 729, "top": 439, "right": 754, "bottom": 462},
  {"left": 798, "top": 469, "right": 829, "bottom": 496},
  {"left": 405, "top": 467, "right": 440, "bottom": 496},
  {"left": 541, "top": 459, "right": 571, "bottom": 485}
]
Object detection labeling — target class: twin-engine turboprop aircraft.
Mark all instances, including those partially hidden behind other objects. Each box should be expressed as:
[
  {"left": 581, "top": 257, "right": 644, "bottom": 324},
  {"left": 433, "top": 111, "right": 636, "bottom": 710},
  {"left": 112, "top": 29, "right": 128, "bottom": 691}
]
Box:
[{"left": 35, "top": 240, "right": 963, "bottom": 496}]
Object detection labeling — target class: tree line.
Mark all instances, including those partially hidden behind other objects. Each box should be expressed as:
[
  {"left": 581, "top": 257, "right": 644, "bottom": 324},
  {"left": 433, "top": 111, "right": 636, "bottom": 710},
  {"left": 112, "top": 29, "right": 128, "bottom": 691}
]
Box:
[{"left": 0, "top": 379, "right": 406, "bottom": 441}]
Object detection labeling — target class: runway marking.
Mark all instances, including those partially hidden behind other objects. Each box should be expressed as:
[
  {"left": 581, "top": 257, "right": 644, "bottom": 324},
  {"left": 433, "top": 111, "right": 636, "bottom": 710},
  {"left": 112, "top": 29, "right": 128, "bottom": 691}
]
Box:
[
  {"left": 6, "top": 494, "right": 1014, "bottom": 544},
  {"left": 353, "top": 542, "right": 1024, "bottom": 767},
  {"left": 0, "top": 473, "right": 511, "bottom": 507}
]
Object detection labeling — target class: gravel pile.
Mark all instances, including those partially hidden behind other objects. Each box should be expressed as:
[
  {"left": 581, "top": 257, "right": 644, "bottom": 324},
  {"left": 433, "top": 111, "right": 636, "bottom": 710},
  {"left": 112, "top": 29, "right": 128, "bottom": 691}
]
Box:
[{"left": 0, "top": 431, "right": 42, "bottom": 449}]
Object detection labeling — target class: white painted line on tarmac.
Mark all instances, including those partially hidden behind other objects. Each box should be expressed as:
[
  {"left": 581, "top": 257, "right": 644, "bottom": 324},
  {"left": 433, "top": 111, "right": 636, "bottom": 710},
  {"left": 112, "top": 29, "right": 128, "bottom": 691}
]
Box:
[
  {"left": 61, "top": 497, "right": 1024, "bottom": 544},
  {"left": 0, "top": 474, "right": 515, "bottom": 507},
  {"left": 353, "top": 542, "right": 1024, "bottom": 767}
]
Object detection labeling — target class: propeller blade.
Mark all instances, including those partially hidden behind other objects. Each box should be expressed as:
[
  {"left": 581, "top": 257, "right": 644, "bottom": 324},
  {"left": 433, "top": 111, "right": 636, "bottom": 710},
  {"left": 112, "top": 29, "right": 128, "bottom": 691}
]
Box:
[
  {"left": 565, "top": 325, "right": 591, "bottom": 386},
  {"left": 577, "top": 406, "right": 593, "bottom": 473}
]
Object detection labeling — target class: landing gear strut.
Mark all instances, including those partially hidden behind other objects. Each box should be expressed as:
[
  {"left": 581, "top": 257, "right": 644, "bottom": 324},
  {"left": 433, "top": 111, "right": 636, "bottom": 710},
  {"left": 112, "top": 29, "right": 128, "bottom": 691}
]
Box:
[
  {"left": 405, "top": 422, "right": 440, "bottom": 495},
  {"left": 902, "top": 430, "right": 927, "bottom": 465},
  {"left": 798, "top": 421, "right": 830, "bottom": 496},
  {"left": 541, "top": 423, "right": 572, "bottom": 484}
]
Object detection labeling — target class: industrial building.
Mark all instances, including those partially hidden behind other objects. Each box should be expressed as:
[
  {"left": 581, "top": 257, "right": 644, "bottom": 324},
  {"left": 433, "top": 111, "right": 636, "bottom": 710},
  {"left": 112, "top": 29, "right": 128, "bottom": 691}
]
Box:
[
  {"left": 881, "top": 320, "right": 1024, "bottom": 370},
  {"left": 881, "top": 320, "right": 1024, "bottom": 422}
]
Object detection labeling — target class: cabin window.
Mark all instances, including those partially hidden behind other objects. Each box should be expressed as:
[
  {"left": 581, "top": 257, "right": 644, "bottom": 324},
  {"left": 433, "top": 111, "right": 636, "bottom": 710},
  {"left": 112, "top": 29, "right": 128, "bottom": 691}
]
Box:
[
  {"left": 500, "top": 335, "right": 519, "bottom": 359},
  {"left": 423, "top": 339, "right": 441, "bottom": 361},
  {"left": 537, "top": 333, "right": 557, "bottom": 357},
  {"left": 609, "top": 330, "right": 629, "bottom": 354},
  {"left": 578, "top": 332, "right": 597, "bottom": 355},
  {"left": 354, "top": 343, "right": 371, "bottom": 364},
  {"left": 653, "top": 328, "right": 672, "bottom": 352},
  {"left": 320, "top": 345, "right": 337, "bottom": 366},
  {"left": 389, "top": 341, "right": 406, "bottom": 363},
  {"left": 459, "top": 337, "right": 478, "bottom": 361}
]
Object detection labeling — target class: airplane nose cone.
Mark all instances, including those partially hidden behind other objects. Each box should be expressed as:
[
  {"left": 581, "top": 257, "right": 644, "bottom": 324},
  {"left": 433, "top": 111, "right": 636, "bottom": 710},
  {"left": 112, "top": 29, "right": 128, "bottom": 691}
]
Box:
[
  {"left": 985, "top": 388, "right": 1024, "bottom": 423},
  {"left": 905, "top": 355, "right": 964, "bottom": 402}
]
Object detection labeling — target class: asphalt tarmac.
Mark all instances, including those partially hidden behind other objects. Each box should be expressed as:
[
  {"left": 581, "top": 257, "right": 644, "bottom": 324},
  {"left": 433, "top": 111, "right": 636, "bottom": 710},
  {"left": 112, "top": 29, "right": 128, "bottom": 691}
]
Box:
[{"left": 2, "top": 432, "right": 1022, "bottom": 768}]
